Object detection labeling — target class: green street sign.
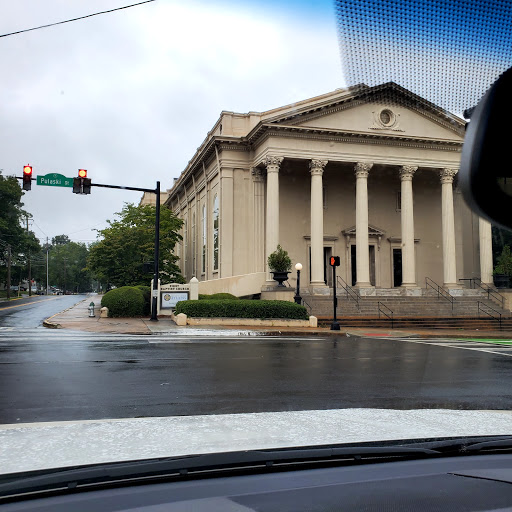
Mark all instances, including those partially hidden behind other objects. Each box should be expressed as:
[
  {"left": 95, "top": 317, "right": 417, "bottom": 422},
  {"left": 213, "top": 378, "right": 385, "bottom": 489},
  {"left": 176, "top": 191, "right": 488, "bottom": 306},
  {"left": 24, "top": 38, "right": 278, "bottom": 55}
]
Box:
[{"left": 36, "top": 173, "right": 73, "bottom": 188}]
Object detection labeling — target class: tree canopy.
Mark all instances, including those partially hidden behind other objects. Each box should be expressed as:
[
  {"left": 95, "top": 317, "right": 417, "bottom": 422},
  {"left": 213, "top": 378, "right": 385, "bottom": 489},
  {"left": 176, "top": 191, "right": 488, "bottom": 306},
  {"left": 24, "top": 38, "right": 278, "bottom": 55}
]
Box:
[
  {"left": 87, "top": 203, "right": 183, "bottom": 288},
  {"left": 0, "top": 172, "right": 42, "bottom": 288}
]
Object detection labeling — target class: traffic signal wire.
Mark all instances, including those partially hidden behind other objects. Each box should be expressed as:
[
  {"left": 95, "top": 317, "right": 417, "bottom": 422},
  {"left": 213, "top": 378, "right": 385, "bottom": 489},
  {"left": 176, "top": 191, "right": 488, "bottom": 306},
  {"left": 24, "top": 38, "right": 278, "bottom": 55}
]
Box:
[{"left": 0, "top": 0, "right": 157, "bottom": 39}]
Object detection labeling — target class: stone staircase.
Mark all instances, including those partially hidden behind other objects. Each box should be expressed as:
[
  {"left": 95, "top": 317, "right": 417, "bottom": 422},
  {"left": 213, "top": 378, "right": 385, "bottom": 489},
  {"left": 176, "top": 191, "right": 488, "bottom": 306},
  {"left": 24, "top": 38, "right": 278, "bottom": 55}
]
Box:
[{"left": 300, "top": 288, "right": 511, "bottom": 330}]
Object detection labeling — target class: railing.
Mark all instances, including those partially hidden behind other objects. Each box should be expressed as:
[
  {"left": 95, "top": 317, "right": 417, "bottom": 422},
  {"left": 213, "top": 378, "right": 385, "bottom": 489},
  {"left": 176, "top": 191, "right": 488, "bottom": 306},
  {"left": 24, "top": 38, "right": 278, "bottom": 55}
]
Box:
[
  {"left": 425, "top": 277, "right": 454, "bottom": 311},
  {"left": 337, "top": 276, "right": 360, "bottom": 311},
  {"left": 478, "top": 301, "right": 502, "bottom": 330},
  {"left": 459, "top": 277, "right": 506, "bottom": 309},
  {"left": 473, "top": 278, "right": 505, "bottom": 309},
  {"left": 301, "top": 297, "right": 312, "bottom": 314},
  {"left": 378, "top": 301, "right": 394, "bottom": 328}
]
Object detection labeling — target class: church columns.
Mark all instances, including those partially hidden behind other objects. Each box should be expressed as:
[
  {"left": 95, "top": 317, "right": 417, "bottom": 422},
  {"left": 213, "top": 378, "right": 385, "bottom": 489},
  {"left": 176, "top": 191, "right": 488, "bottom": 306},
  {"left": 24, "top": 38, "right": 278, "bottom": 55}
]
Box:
[
  {"left": 264, "top": 156, "right": 283, "bottom": 280},
  {"left": 354, "top": 162, "right": 373, "bottom": 288},
  {"left": 399, "top": 166, "right": 418, "bottom": 287},
  {"left": 310, "top": 159, "right": 328, "bottom": 292},
  {"left": 252, "top": 168, "right": 266, "bottom": 273},
  {"left": 440, "top": 168, "right": 458, "bottom": 287},
  {"left": 479, "top": 217, "right": 493, "bottom": 285}
]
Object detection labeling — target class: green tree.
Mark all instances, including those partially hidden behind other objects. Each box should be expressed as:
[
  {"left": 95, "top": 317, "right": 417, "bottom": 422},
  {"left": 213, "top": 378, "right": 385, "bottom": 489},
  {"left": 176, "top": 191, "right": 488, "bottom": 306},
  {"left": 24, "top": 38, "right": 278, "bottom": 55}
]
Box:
[
  {"left": 0, "top": 172, "right": 42, "bottom": 288},
  {"left": 87, "top": 203, "right": 183, "bottom": 288},
  {"left": 47, "top": 238, "right": 92, "bottom": 293}
]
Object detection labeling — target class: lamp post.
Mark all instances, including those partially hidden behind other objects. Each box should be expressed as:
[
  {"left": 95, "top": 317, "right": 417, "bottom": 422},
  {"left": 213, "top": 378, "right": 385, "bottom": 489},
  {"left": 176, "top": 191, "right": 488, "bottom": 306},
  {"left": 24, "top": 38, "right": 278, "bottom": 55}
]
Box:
[{"left": 294, "top": 262, "right": 302, "bottom": 304}]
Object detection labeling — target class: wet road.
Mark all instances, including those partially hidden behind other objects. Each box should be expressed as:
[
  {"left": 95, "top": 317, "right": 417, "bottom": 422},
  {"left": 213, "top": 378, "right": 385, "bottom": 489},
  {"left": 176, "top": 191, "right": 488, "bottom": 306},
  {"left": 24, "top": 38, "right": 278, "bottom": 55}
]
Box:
[
  {"left": 0, "top": 295, "right": 87, "bottom": 328},
  {"left": 1, "top": 325, "right": 512, "bottom": 424}
]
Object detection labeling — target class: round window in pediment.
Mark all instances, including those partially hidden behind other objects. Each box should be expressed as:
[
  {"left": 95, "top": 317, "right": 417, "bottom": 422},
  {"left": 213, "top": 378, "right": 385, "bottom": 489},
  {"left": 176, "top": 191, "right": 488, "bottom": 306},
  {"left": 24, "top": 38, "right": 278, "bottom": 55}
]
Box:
[{"left": 379, "top": 108, "right": 395, "bottom": 127}]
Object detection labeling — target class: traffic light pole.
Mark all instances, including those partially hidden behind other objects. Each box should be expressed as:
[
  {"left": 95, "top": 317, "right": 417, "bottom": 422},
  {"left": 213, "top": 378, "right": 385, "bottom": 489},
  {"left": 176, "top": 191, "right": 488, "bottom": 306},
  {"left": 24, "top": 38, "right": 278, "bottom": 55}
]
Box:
[
  {"left": 330, "top": 264, "right": 340, "bottom": 331},
  {"left": 151, "top": 182, "right": 160, "bottom": 321}
]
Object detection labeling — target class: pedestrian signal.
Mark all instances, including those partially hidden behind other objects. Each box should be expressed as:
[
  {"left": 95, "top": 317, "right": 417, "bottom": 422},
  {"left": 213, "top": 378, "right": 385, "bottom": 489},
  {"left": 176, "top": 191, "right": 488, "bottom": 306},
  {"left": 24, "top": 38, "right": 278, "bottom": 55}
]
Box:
[{"left": 330, "top": 256, "right": 340, "bottom": 267}]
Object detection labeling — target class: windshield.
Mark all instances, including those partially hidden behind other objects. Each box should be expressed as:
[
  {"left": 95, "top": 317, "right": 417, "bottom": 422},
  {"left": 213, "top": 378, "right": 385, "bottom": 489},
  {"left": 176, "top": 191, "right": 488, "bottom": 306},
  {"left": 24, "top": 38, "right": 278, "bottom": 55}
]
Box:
[{"left": 2, "top": 0, "right": 512, "bottom": 480}]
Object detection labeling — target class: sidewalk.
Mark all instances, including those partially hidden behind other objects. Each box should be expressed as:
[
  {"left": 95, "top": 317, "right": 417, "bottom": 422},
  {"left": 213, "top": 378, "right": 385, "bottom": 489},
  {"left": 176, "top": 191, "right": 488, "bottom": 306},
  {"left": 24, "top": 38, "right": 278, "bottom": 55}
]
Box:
[{"left": 43, "top": 295, "right": 512, "bottom": 340}]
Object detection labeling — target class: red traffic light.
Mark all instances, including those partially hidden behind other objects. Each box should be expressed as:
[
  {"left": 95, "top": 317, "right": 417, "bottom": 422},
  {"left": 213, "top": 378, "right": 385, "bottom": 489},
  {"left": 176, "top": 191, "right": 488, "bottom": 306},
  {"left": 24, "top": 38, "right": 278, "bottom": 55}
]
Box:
[
  {"left": 22, "top": 165, "right": 32, "bottom": 191},
  {"left": 23, "top": 165, "right": 32, "bottom": 176},
  {"left": 78, "top": 169, "right": 87, "bottom": 178}
]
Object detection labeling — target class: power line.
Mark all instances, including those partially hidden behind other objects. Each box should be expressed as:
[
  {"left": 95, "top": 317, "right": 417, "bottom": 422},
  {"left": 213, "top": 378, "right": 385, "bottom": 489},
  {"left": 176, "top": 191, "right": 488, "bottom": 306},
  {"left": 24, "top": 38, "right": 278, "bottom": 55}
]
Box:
[{"left": 0, "top": 0, "right": 157, "bottom": 38}]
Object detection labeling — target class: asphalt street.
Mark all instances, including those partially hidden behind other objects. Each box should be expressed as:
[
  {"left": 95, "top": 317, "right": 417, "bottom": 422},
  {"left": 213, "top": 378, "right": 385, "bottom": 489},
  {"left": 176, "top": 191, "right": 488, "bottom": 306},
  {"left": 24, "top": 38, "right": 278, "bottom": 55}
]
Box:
[
  {"left": 0, "top": 294, "right": 87, "bottom": 328},
  {"left": 1, "top": 315, "right": 512, "bottom": 423}
]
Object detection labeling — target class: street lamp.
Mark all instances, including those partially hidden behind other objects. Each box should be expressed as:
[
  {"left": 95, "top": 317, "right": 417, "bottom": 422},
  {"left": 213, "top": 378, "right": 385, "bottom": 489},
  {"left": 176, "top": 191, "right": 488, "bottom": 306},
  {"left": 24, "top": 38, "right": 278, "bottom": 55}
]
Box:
[{"left": 294, "top": 262, "right": 302, "bottom": 304}]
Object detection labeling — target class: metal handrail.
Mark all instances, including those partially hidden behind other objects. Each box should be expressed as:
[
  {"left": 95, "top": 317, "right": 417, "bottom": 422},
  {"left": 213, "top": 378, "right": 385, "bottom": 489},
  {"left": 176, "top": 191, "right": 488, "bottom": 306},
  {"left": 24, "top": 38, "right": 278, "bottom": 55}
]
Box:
[
  {"left": 337, "top": 276, "right": 360, "bottom": 311},
  {"left": 478, "top": 301, "right": 502, "bottom": 330},
  {"left": 378, "top": 301, "right": 394, "bottom": 328},
  {"left": 301, "top": 298, "right": 312, "bottom": 314},
  {"left": 473, "top": 278, "right": 505, "bottom": 309},
  {"left": 425, "top": 277, "right": 454, "bottom": 311}
]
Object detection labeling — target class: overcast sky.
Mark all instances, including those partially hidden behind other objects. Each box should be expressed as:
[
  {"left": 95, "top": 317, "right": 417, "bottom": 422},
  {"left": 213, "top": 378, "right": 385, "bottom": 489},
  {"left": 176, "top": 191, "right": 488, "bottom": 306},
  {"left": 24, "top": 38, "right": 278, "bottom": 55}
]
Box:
[{"left": 0, "top": 0, "right": 342, "bottom": 245}]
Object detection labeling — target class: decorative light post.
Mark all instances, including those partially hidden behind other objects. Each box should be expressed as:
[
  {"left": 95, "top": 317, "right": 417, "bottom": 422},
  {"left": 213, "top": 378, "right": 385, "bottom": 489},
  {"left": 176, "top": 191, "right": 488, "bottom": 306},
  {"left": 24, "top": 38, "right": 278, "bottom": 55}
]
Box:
[{"left": 294, "top": 262, "right": 302, "bottom": 304}]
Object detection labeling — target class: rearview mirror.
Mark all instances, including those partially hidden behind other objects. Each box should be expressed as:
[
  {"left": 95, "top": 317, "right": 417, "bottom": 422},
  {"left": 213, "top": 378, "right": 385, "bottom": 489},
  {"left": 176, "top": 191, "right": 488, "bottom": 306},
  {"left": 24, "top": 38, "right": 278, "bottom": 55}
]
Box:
[{"left": 459, "top": 66, "right": 512, "bottom": 230}]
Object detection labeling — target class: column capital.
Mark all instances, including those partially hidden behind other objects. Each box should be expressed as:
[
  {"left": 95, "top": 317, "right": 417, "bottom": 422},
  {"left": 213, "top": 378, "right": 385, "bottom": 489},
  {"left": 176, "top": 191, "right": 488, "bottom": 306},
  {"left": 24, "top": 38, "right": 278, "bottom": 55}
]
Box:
[
  {"left": 399, "top": 165, "right": 418, "bottom": 181},
  {"left": 251, "top": 167, "right": 265, "bottom": 182},
  {"left": 354, "top": 162, "right": 373, "bottom": 179},
  {"left": 309, "top": 159, "right": 328, "bottom": 176},
  {"left": 262, "top": 156, "right": 283, "bottom": 173},
  {"left": 440, "top": 168, "right": 458, "bottom": 184}
]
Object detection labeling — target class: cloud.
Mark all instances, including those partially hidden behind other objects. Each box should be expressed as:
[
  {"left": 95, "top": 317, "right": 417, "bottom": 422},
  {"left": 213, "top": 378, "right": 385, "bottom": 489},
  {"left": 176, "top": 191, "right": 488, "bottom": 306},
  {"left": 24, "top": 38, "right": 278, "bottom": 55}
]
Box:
[{"left": 1, "top": 0, "right": 342, "bottom": 244}]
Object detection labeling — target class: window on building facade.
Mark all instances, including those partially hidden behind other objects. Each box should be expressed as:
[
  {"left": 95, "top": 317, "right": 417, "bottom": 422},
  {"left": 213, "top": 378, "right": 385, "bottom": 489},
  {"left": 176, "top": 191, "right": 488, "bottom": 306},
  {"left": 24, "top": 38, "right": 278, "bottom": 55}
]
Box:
[
  {"left": 184, "top": 219, "right": 188, "bottom": 274},
  {"left": 213, "top": 194, "right": 219, "bottom": 271},
  {"left": 202, "top": 204, "right": 206, "bottom": 273},
  {"left": 396, "top": 191, "right": 401, "bottom": 212}
]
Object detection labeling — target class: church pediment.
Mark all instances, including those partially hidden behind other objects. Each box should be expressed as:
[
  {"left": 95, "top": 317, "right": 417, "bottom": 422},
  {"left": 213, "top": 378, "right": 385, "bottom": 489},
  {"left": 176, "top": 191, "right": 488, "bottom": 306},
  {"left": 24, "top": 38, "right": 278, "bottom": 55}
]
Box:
[
  {"left": 266, "top": 83, "right": 464, "bottom": 141},
  {"left": 342, "top": 225, "right": 386, "bottom": 237}
]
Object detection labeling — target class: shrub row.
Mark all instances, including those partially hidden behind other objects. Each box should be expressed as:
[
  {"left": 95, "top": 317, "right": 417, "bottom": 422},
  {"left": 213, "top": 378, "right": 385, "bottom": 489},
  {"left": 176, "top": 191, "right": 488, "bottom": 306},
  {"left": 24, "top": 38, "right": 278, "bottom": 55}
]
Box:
[
  {"left": 174, "top": 299, "right": 308, "bottom": 320},
  {"left": 198, "top": 293, "right": 238, "bottom": 300},
  {"left": 101, "top": 286, "right": 146, "bottom": 317}
]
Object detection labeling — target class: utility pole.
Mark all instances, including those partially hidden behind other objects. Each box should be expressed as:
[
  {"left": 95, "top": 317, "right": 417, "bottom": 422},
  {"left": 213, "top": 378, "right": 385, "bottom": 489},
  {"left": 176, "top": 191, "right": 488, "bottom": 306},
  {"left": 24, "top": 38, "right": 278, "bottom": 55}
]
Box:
[
  {"left": 6, "top": 245, "right": 11, "bottom": 300},
  {"left": 26, "top": 217, "right": 32, "bottom": 296}
]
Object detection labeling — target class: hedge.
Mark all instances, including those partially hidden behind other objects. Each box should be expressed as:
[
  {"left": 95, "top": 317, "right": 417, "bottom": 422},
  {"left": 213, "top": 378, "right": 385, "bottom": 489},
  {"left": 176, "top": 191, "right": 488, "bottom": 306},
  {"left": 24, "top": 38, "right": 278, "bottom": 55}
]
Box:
[
  {"left": 135, "top": 285, "right": 151, "bottom": 315},
  {"left": 198, "top": 293, "right": 238, "bottom": 300},
  {"left": 174, "top": 299, "right": 308, "bottom": 320},
  {"left": 101, "top": 286, "right": 145, "bottom": 317}
]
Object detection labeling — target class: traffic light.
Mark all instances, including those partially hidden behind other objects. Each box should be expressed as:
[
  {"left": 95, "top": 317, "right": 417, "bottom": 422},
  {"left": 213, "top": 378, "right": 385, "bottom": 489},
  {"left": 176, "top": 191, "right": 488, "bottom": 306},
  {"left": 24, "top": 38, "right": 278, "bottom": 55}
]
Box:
[
  {"left": 73, "top": 169, "right": 91, "bottom": 194},
  {"left": 330, "top": 256, "right": 340, "bottom": 267},
  {"left": 22, "top": 165, "right": 32, "bottom": 191}
]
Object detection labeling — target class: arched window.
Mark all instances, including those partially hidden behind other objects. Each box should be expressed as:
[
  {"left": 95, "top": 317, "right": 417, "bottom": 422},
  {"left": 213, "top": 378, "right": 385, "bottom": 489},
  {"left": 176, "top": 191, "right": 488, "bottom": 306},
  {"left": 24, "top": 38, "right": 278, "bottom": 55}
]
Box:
[
  {"left": 213, "top": 194, "right": 219, "bottom": 270},
  {"left": 201, "top": 204, "right": 206, "bottom": 273}
]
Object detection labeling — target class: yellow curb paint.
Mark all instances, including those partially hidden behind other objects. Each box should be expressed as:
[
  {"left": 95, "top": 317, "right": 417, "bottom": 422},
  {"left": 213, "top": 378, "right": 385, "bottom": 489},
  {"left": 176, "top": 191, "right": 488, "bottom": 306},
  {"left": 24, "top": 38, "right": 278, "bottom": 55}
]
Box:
[{"left": 0, "top": 297, "right": 59, "bottom": 311}]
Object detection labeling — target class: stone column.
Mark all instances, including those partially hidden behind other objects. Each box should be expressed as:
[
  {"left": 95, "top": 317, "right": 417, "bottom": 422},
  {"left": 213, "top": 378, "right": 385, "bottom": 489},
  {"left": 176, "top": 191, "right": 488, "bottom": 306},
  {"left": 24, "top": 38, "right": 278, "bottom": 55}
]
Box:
[
  {"left": 264, "top": 156, "right": 283, "bottom": 281},
  {"left": 310, "top": 159, "right": 328, "bottom": 292},
  {"left": 440, "top": 168, "right": 458, "bottom": 287},
  {"left": 252, "top": 168, "right": 265, "bottom": 273},
  {"left": 355, "top": 162, "right": 373, "bottom": 288},
  {"left": 399, "top": 166, "right": 418, "bottom": 287},
  {"left": 479, "top": 217, "right": 493, "bottom": 284}
]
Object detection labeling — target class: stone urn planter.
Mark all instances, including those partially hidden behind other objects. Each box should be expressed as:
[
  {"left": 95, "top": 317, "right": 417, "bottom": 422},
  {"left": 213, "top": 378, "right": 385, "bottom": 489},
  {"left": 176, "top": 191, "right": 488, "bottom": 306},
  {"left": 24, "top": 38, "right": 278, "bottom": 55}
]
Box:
[
  {"left": 494, "top": 274, "right": 510, "bottom": 289},
  {"left": 270, "top": 271, "right": 291, "bottom": 287},
  {"left": 268, "top": 245, "right": 292, "bottom": 287}
]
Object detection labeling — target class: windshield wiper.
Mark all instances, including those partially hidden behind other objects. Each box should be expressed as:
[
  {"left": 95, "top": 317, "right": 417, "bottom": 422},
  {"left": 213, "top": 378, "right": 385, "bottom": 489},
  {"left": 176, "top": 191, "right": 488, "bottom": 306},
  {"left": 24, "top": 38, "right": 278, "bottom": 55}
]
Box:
[
  {"left": 2, "top": 437, "right": 512, "bottom": 501},
  {"left": 0, "top": 445, "right": 441, "bottom": 500}
]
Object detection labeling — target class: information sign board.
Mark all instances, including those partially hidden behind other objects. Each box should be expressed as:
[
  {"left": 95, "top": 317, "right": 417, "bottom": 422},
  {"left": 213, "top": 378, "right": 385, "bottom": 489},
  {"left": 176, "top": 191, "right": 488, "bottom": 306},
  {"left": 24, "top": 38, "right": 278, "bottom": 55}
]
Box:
[{"left": 161, "top": 291, "right": 189, "bottom": 309}]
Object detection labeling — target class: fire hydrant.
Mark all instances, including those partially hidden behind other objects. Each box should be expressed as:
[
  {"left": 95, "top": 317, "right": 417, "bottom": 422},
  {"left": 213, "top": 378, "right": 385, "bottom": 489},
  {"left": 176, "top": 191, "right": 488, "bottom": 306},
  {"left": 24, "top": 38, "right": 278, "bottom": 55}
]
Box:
[{"left": 88, "top": 302, "right": 95, "bottom": 317}]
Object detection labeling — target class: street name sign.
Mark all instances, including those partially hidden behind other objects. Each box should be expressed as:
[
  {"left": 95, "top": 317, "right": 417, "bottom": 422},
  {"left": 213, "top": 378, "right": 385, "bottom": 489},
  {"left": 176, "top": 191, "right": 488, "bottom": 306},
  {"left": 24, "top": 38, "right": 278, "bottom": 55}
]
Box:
[{"left": 36, "top": 173, "right": 73, "bottom": 187}]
